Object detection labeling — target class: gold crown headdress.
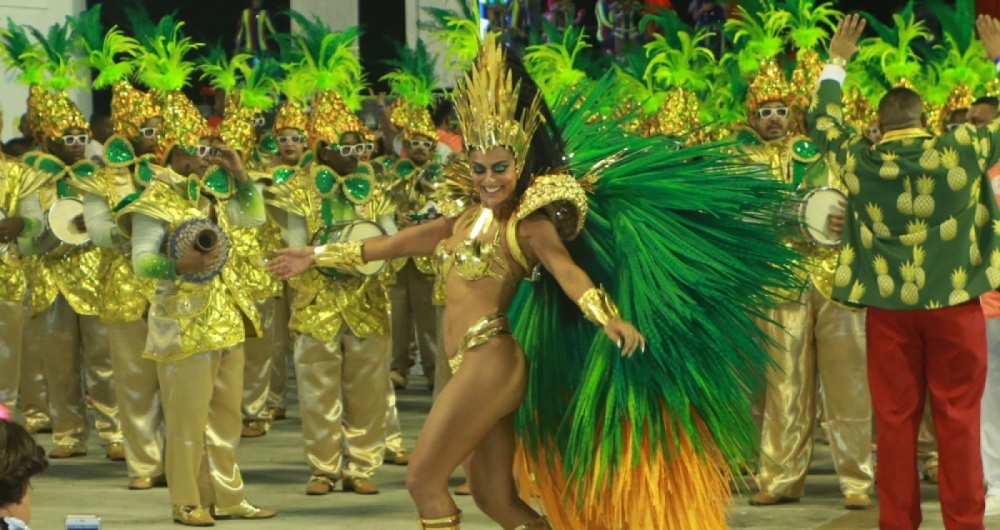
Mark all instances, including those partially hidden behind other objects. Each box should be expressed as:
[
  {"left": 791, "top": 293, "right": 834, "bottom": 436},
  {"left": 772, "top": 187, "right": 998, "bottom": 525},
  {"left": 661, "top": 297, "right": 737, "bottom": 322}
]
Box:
[
  {"left": 133, "top": 14, "right": 204, "bottom": 163},
  {"left": 939, "top": 82, "right": 974, "bottom": 133},
  {"left": 200, "top": 49, "right": 280, "bottom": 157},
  {"left": 309, "top": 91, "right": 366, "bottom": 149},
  {"left": 454, "top": 33, "right": 544, "bottom": 178}
]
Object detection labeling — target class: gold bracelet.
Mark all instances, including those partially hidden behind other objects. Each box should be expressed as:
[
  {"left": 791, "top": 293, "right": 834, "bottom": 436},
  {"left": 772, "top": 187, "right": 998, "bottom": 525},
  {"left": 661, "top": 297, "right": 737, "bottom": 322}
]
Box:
[
  {"left": 313, "top": 241, "right": 366, "bottom": 271},
  {"left": 577, "top": 287, "right": 621, "bottom": 327},
  {"left": 827, "top": 56, "right": 848, "bottom": 68}
]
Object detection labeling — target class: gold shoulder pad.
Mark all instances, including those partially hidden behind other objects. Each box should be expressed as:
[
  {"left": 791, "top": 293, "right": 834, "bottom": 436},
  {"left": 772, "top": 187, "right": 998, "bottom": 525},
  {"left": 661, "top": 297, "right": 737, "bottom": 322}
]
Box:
[{"left": 514, "top": 173, "right": 588, "bottom": 241}]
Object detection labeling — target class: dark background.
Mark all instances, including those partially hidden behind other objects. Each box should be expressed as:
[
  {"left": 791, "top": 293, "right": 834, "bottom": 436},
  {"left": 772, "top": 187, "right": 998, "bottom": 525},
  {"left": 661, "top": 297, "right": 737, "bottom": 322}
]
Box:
[{"left": 82, "top": 0, "right": 948, "bottom": 112}]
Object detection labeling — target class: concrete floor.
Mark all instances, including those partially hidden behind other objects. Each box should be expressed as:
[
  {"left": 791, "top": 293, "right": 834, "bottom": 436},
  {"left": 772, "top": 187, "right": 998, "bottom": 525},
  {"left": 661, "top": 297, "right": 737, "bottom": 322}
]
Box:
[{"left": 23, "top": 374, "right": 1000, "bottom": 529}]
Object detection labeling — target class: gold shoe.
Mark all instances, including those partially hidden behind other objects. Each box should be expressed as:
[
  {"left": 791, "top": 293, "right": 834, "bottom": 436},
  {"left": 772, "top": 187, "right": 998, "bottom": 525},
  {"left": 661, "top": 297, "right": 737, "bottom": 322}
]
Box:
[
  {"left": 172, "top": 505, "right": 215, "bottom": 527},
  {"left": 514, "top": 517, "right": 553, "bottom": 530},
  {"left": 305, "top": 475, "right": 335, "bottom": 495},
  {"left": 269, "top": 408, "right": 286, "bottom": 421},
  {"left": 129, "top": 475, "right": 167, "bottom": 490},
  {"left": 748, "top": 492, "right": 800, "bottom": 506},
  {"left": 241, "top": 421, "right": 268, "bottom": 438},
  {"left": 385, "top": 449, "right": 410, "bottom": 465},
  {"left": 211, "top": 500, "right": 276, "bottom": 520},
  {"left": 24, "top": 422, "right": 52, "bottom": 435},
  {"left": 924, "top": 464, "right": 939, "bottom": 485},
  {"left": 106, "top": 442, "right": 126, "bottom": 461},
  {"left": 49, "top": 445, "right": 87, "bottom": 459},
  {"left": 420, "top": 511, "right": 461, "bottom": 529},
  {"left": 342, "top": 476, "right": 379, "bottom": 494},
  {"left": 844, "top": 494, "right": 871, "bottom": 510}
]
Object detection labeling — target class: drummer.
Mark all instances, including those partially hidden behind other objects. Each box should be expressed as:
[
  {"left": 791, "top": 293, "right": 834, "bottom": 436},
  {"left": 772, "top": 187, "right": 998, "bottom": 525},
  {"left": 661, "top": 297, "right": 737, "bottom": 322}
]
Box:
[
  {"left": 265, "top": 73, "right": 395, "bottom": 495},
  {"left": 734, "top": 58, "right": 875, "bottom": 509}
]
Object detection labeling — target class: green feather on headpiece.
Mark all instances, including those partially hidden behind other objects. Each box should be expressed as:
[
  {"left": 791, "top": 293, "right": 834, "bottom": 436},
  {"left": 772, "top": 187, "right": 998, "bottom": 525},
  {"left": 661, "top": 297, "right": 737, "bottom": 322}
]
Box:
[
  {"left": 927, "top": 0, "right": 994, "bottom": 94},
  {"left": 0, "top": 19, "right": 45, "bottom": 86},
  {"left": 858, "top": 2, "right": 931, "bottom": 84},
  {"left": 235, "top": 56, "right": 282, "bottom": 112},
  {"left": 134, "top": 19, "right": 201, "bottom": 93},
  {"left": 725, "top": 0, "right": 790, "bottom": 75},
  {"left": 198, "top": 44, "right": 243, "bottom": 92},
  {"left": 422, "top": 3, "right": 481, "bottom": 72},
  {"left": 381, "top": 39, "right": 439, "bottom": 109},
  {"left": 524, "top": 25, "right": 592, "bottom": 103},
  {"left": 69, "top": 6, "right": 141, "bottom": 90},
  {"left": 27, "top": 21, "right": 83, "bottom": 91},
  {"left": 778, "top": 0, "right": 841, "bottom": 51},
  {"left": 284, "top": 13, "right": 365, "bottom": 110},
  {"left": 644, "top": 31, "right": 715, "bottom": 94}
]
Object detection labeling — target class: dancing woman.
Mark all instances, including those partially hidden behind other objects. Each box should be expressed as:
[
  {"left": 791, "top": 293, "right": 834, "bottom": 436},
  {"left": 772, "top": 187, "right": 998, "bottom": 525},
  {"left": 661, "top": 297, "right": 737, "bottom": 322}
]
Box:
[{"left": 271, "top": 33, "right": 642, "bottom": 529}]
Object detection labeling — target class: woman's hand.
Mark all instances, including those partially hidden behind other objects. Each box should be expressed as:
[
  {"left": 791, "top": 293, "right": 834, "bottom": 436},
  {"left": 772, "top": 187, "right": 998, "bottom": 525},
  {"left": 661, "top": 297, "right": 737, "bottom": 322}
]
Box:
[
  {"left": 604, "top": 319, "right": 646, "bottom": 357},
  {"left": 268, "top": 246, "right": 316, "bottom": 280}
]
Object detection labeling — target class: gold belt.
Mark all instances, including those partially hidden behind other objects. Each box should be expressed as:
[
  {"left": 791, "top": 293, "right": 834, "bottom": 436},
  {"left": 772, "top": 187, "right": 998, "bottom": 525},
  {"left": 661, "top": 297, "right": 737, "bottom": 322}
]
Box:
[{"left": 448, "top": 313, "right": 510, "bottom": 375}]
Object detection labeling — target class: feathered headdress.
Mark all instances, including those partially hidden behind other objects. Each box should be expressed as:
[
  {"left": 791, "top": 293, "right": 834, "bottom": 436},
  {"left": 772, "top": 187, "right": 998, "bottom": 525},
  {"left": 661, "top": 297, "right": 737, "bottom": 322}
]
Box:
[
  {"left": 421, "top": 1, "right": 482, "bottom": 74},
  {"left": 382, "top": 39, "right": 439, "bottom": 142},
  {"left": 454, "top": 32, "right": 543, "bottom": 179},
  {"left": 200, "top": 47, "right": 280, "bottom": 156},
  {"left": 133, "top": 13, "right": 205, "bottom": 162},
  {"left": 0, "top": 19, "right": 47, "bottom": 141},
  {"left": 782, "top": 0, "right": 841, "bottom": 109},
  {"left": 71, "top": 6, "right": 157, "bottom": 139}
]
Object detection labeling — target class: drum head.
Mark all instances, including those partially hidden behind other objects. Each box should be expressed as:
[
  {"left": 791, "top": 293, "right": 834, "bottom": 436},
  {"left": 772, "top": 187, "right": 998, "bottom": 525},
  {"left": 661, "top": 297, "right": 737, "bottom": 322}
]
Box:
[
  {"left": 345, "top": 221, "right": 387, "bottom": 275},
  {"left": 802, "top": 188, "right": 846, "bottom": 246},
  {"left": 48, "top": 198, "right": 89, "bottom": 245}
]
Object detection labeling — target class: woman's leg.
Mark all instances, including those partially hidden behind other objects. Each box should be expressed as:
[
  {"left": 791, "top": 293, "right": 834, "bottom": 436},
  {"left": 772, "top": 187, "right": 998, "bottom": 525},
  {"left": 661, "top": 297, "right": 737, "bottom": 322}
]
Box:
[
  {"left": 406, "top": 336, "right": 527, "bottom": 522},
  {"left": 468, "top": 413, "right": 540, "bottom": 528}
]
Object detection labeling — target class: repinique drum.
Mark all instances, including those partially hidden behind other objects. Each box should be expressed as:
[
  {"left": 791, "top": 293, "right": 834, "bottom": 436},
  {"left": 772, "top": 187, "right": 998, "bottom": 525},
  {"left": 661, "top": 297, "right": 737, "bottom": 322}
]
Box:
[
  {"left": 311, "top": 220, "right": 387, "bottom": 278},
  {"left": 47, "top": 197, "right": 90, "bottom": 245},
  {"left": 799, "top": 187, "right": 847, "bottom": 246}
]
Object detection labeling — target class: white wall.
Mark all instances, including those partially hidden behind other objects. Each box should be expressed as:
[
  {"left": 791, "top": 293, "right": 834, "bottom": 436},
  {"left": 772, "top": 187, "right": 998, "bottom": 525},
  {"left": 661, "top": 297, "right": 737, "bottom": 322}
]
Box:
[
  {"left": 290, "top": 0, "right": 359, "bottom": 32},
  {"left": 0, "top": 0, "right": 87, "bottom": 141},
  {"left": 406, "top": 0, "right": 466, "bottom": 88}
]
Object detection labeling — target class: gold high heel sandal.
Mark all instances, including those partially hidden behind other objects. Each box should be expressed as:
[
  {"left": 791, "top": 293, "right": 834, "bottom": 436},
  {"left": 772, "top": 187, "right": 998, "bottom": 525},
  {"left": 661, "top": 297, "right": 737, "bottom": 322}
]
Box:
[
  {"left": 514, "top": 516, "right": 552, "bottom": 530},
  {"left": 419, "top": 510, "right": 462, "bottom": 529}
]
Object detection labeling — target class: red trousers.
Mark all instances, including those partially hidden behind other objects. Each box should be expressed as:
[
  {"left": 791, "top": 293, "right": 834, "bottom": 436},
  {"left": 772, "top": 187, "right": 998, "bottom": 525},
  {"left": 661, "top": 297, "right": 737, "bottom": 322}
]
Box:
[{"left": 867, "top": 300, "right": 986, "bottom": 530}]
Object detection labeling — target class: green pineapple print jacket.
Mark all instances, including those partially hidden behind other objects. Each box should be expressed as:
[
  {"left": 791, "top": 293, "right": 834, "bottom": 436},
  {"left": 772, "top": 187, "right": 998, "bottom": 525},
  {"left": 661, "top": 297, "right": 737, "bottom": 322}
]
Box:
[{"left": 808, "top": 79, "right": 1000, "bottom": 310}]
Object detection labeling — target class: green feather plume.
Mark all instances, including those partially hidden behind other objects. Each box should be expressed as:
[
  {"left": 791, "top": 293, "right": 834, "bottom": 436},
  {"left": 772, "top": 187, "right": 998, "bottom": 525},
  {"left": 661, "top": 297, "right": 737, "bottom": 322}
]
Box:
[
  {"left": 524, "top": 25, "right": 592, "bottom": 103},
  {"left": 643, "top": 31, "right": 716, "bottom": 94},
  {"left": 0, "top": 18, "right": 45, "bottom": 86},
  {"left": 926, "top": 0, "right": 994, "bottom": 94},
  {"left": 858, "top": 5, "right": 931, "bottom": 85},
  {"left": 724, "top": 0, "right": 791, "bottom": 75},
  {"left": 381, "top": 39, "right": 439, "bottom": 108},
  {"left": 135, "top": 20, "right": 201, "bottom": 92},
  {"left": 69, "top": 6, "right": 141, "bottom": 90},
  {"left": 422, "top": 3, "right": 482, "bottom": 72},
  {"left": 235, "top": 56, "right": 282, "bottom": 112},
  {"left": 285, "top": 12, "right": 365, "bottom": 110},
  {"left": 778, "top": 0, "right": 841, "bottom": 51},
  {"left": 198, "top": 44, "right": 243, "bottom": 92},
  {"left": 27, "top": 21, "right": 82, "bottom": 91}
]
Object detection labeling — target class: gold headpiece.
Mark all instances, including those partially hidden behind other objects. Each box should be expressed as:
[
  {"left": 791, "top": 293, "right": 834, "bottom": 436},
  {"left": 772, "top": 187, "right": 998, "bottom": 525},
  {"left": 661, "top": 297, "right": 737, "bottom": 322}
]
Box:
[
  {"left": 156, "top": 90, "right": 211, "bottom": 163},
  {"left": 112, "top": 81, "right": 161, "bottom": 138},
  {"left": 273, "top": 99, "right": 309, "bottom": 134},
  {"left": 309, "top": 91, "right": 367, "bottom": 150},
  {"left": 790, "top": 49, "right": 824, "bottom": 110},
  {"left": 939, "top": 82, "right": 974, "bottom": 133},
  {"left": 842, "top": 86, "right": 878, "bottom": 132},
  {"left": 746, "top": 58, "right": 793, "bottom": 113},
  {"left": 390, "top": 100, "right": 439, "bottom": 142},
  {"left": 647, "top": 88, "right": 702, "bottom": 145},
  {"left": 454, "top": 33, "right": 543, "bottom": 177},
  {"left": 33, "top": 90, "right": 88, "bottom": 140}
]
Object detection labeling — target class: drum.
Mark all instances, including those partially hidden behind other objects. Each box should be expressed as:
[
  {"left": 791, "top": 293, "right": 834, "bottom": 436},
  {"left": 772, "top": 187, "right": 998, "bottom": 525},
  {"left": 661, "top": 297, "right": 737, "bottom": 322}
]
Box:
[
  {"left": 799, "top": 187, "right": 847, "bottom": 246},
  {"left": 167, "top": 218, "right": 231, "bottom": 284},
  {"left": 311, "top": 220, "right": 387, "bottom": 278},
  {"left": 0, "top": 207, "right": 9, "bottom": 254},
  {"left": 47, "top": 197, "right": 90, "bottom": 245}
]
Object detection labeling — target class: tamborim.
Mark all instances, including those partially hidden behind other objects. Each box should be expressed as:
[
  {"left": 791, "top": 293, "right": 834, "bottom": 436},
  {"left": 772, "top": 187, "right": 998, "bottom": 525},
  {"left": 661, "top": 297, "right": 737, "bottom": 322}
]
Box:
[
  {"left": 311, "top": 220, "right": 387, "bottom": 278},
  {"left": 47, "top": 197, "right": 90, "bottom": 245},
  {"left": 167, "top": 218, "right": 231, "bottom": 284},
  {"left": 799, "top": 187, "right": 847, "bottom": 246}
]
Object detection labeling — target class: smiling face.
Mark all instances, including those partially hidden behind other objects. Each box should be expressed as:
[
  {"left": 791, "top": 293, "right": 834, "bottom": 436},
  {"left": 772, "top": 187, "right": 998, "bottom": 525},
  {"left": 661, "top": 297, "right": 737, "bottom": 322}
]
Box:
[
  {"left": 469, "top": 147, "right": 518, "bottom": 209},
  {"left": 749, "top": 100, "right": 790, "bottom": 141},
  {"left": 277, "top": 127, "right": 305, "bottom": 165}
]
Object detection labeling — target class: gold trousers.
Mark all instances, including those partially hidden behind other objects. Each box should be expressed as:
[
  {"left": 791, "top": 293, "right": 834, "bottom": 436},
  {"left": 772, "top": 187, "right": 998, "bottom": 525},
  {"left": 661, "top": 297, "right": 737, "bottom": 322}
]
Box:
[
  {"left": 294, "top": 329, "right": 389, "bottom": 479},
  {"left": 24, "top": 295, "right": 121, "bottom": 447},
  {"left": 158, "top": 346, "right": 246, "bottom": 508},
  {"left": 242, "top": 298, "right": 275, "bottom": 424},
  {"left": 106, "top": 319, "right": 164, "bottom": 479},
  {"left": 384, "top": 377, "right": 404, "bottom": 454},
  {"left": 756, "top": 284, "right": 874, "bottom": 497},
  {"left": 0, "top": 300, "right": 24, "bottom": 414},
  {"left": 267, "top": 289, "right": 292, "bottom": 412},
  {"left": 389, "top": 261, "right": 438, "bottom": 381},
  {"left": 18, "top": 342, "right": 51, "bottom": 430}
]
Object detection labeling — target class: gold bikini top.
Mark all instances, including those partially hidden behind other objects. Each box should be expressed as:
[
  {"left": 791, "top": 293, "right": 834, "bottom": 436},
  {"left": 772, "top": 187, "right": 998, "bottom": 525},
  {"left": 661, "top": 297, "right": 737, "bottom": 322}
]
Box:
[{"left": 435, "top": 207, "right": 531, "bottom": 285}]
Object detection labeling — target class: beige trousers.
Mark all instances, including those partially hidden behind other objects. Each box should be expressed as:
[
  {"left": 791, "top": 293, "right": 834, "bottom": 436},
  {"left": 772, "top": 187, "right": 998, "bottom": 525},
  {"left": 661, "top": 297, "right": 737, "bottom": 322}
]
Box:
[
  {"left": 242, "top": 298, "right": 275, "bottom": 425},
  {"left": 159, "top": 346, "right": 246, "bottom": 508},
  {"left": 389, "top": 262, "right": 438, "bottom": 381},
  {"left": 0, "top": 300, "right": 24, "bottom": 415},
  {"left": 756, "top": 284, "right": 875, "bottom": 498},
  {"left": 106, "top": 319, "right": 164, "bottom": 478},
  {"left": 295, "top": 329, "right": 389, "bottom": 479},
  {"left": 18, "top": 343, "right": 51, "bottom": 430},
  {"left": 267, "top": 290, "right": 292, "bottom": 413},
  {"left": 24, "top": 295, "right": 121, "bottom": 447},
  {"left": 384, "top": 378, "right": 404, "bottom": 454}
]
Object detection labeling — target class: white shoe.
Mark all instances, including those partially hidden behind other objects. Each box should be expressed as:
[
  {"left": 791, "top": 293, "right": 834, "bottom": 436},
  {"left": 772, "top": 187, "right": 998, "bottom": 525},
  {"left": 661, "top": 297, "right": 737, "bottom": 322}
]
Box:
[{"left": 985, "top": 495, "right": 1000, "bottom": 517}]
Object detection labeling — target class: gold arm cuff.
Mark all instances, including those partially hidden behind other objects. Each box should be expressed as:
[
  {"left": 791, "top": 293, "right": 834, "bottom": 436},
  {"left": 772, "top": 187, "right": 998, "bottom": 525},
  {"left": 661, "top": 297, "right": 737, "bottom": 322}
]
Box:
[
  {"left": 577, "top": 287, "right": 620, "bottom": 327},
  {"left": 827, "top": 56, "right": 848, "bottom": 67},
  {"left": 313, "top": 241, "right": 366, "bottom": 271}
]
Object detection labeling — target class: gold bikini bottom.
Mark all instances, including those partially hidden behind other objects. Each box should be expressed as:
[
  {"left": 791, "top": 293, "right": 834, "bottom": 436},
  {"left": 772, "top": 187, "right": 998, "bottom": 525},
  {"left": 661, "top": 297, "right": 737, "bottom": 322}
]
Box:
[{"left": 448, "top": 313, "right": 511, "bottom": 375}]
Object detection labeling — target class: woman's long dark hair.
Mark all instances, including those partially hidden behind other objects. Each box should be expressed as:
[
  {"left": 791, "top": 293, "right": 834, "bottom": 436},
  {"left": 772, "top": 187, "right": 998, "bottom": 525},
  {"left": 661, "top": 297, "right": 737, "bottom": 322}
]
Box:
[
  {"left": 502, "top": 45, "right": 567, "bottom": 195},
  {"left": 0, "top": 420, "right": 48, "bottom": 508}
]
